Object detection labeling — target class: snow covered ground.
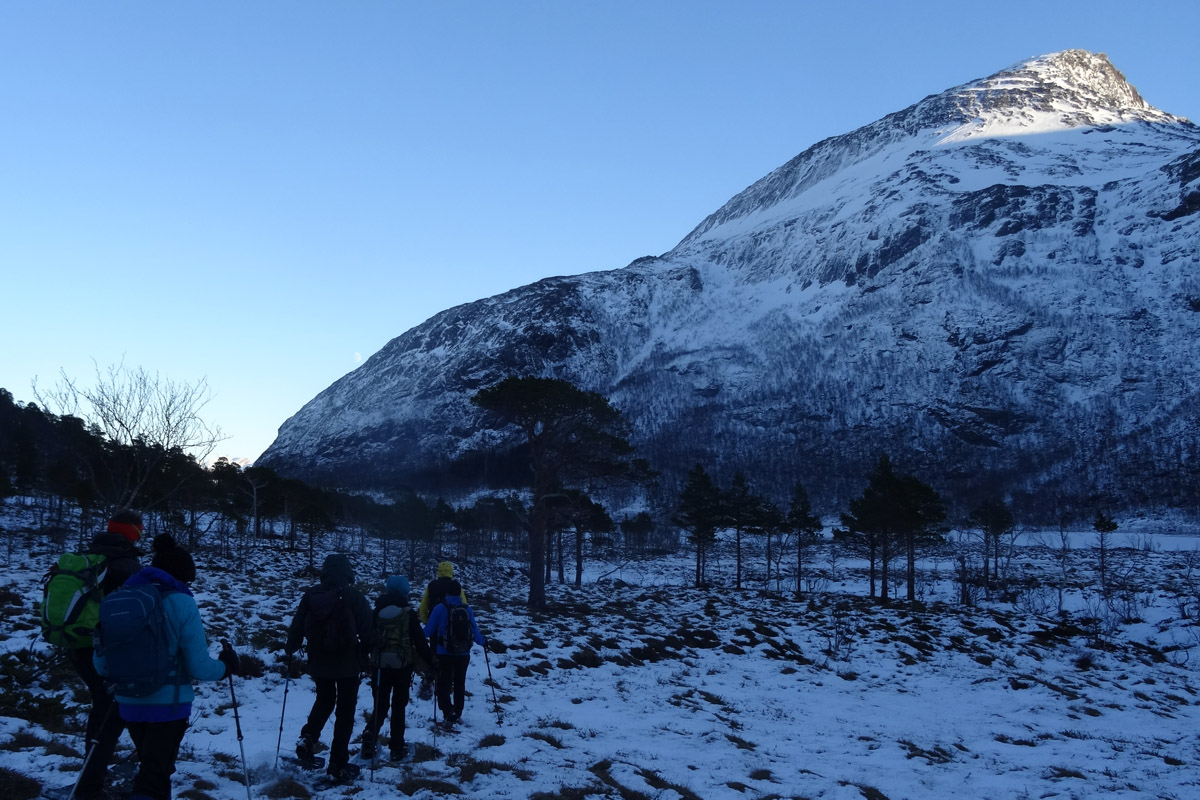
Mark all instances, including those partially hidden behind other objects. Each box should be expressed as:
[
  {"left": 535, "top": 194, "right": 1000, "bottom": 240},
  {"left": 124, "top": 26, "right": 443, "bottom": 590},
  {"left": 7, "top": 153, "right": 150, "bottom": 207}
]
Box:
[{"left": 2, "top": 510, "right": 1199, "bottom": 799}]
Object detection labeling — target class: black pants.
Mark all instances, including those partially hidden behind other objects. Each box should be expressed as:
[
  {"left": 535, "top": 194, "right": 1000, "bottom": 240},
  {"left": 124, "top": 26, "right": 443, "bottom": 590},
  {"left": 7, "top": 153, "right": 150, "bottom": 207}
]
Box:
[
  {"left": 125, "top": 717, "right": 189, "bottom": 800},
  {"left": 67, "top": 646, "right": 125, "bottom": 798},
  {"left": 435, "top": 655, "right": 469, "bottom": 720},
  {"left": 302, "top": 676, "right": 359, "bottom": 767},
  {"left": 366, "top": 666, "right": 414, "bottom": 745}
]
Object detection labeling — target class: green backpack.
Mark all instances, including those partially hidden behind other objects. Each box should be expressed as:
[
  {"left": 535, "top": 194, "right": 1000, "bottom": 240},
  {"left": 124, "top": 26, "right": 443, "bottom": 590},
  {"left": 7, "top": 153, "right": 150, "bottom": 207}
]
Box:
[
  {"left": 374, "top": 604, "right": 414, "bottom": 669},
  {"left": 40, "top": 553, "right": 109, "bottom": 648}
]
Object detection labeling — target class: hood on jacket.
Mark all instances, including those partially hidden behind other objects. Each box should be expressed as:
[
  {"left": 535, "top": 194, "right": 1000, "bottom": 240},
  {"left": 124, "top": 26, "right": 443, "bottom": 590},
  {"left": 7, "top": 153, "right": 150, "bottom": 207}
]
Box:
[
  {"left": 437, "top": 561, "right": 454, "bottom": 578},
  {"left": 125, "top": 566, "right": 193, "bottom": 597},
  {"left": 321, "top": 554, "right": 354, "bottom": 586},
  {"left": 442, "top": 582, "right": 464, "bottom": 605},
  {"left": 89, "top": 531, "right": 141, "bottom": 558},
  {"left": 377, "top": 589, "right": 410, "bottom": 610}
]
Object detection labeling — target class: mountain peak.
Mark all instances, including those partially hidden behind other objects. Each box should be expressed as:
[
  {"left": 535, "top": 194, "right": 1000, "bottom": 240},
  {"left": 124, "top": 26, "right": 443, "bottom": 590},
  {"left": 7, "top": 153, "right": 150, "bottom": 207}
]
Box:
[
  {"left": 676, "top": 51, "right": 1188, "bottom": 247},
  {"left": 945, "top": 49, "right": 1158, "bottom": 126},
  {"left": 900, "top": 49, "right": 1179, "bottom": 144}
]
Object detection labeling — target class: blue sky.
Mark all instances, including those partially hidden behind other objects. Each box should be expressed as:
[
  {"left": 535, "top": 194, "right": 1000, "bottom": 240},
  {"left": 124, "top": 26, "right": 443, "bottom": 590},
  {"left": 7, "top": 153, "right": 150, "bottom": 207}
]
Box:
[{"left": 2, "top": 1, "right": 1197, "bottom": 463}]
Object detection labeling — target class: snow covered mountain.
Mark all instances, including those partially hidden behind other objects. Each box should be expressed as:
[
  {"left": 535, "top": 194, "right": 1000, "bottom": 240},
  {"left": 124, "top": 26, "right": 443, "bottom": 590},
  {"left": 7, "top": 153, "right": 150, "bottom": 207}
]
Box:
[{"left": 260, "top": 51, "right": 1200, "bottom": 516}]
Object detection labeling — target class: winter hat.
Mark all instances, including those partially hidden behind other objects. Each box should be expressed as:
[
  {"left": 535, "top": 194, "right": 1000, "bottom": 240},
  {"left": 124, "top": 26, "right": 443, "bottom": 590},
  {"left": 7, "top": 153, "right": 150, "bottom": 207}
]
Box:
[
  {"left": 444, "top": 580, "right": 463, "bottom": 600},
  {"left": 107, "top": 509, "right": 144, "bottom": 544},
  {"left": 385, "top": 575, "right": 410, "bottom": 596},
  {"left": 151, "top": 534, "right": 196, "bottom": 584},
  {"left": 321, "top": 553, "right": 354, "bottom": 586},
  {"left": 437, "top": 561, "right": 454, "bottom": 578}
]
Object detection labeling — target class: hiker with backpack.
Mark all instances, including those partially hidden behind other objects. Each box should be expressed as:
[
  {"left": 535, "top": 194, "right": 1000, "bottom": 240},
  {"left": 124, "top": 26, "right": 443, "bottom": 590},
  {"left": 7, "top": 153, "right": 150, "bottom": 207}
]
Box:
[
  {"left": 285, "top": 553, "right": 374, "bottom": 783},
  {"left": 416, "top": 561, "right": 468, "bottom": 700},
  {"left": 359, "top": 575, "right": 432, "bottom": 761},
  {"left": 421, "top": 580, "right": 487, "bottom": 727},
  {"left": 40, "top": 508, "right": 143, "bottom": 800},
  {"left": 417, "top": 561, "right": 468, "bottom": 624},
  {"left": 93, "top": 534, "right": 238, "bottom": 800}
]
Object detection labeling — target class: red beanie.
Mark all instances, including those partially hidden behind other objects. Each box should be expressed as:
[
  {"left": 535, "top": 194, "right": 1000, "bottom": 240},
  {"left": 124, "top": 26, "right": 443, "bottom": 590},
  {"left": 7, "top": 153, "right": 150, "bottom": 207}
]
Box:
[{"left": 107, "top": 510, "right": 144, "bottom": 544}]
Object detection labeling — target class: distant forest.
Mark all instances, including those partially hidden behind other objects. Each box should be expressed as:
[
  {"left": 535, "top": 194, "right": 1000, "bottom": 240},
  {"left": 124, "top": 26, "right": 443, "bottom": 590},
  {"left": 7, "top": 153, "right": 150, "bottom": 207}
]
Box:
[{"left": 2, "top": 372, "right": 1194, "bottom": 583}]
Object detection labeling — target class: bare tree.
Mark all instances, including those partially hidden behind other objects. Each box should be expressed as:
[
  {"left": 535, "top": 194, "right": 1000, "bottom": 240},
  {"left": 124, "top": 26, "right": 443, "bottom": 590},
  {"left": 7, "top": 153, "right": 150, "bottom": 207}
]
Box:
[
  {"left": 35, "top": 360, "right": 224, "bottom": 510},
  {"left": 1051, "top": 525, "right": 1073, "bottom": 614}
]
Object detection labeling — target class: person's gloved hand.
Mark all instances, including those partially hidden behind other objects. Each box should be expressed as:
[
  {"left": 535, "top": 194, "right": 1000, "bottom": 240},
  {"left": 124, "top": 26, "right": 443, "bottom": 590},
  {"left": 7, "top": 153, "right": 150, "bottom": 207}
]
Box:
[{"left": 219, "top": 641, "right": 240, "bottom": 677}]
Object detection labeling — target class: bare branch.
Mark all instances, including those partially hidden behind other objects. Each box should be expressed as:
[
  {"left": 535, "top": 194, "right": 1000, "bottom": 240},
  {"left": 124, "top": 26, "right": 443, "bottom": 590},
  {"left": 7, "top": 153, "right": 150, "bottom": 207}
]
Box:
[{"left": 34, "top": 359, "right": 226, "bottom": 507}]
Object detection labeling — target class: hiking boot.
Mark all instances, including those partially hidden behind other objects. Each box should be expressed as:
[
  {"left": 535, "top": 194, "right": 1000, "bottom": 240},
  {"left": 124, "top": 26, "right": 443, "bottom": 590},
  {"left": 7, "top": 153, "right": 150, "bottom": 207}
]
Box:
[
  {"left": 360, "top": 732, "right": 377, "bottom": 760},
  {"left": 295, "top": 734, "right": 319, "bottom": 765},
  {"left": 327, "top": 762, "right": 361, "bottom": 783},
  {"left": 390, "top": 742, "right": 407, "bottom": 760}
]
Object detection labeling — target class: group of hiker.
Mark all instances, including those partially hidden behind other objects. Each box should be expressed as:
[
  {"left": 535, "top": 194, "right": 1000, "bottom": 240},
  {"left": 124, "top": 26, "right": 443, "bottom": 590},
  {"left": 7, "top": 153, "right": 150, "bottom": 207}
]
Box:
[{"left": 39, "top": 509, "right": 490, "bottom": 799}]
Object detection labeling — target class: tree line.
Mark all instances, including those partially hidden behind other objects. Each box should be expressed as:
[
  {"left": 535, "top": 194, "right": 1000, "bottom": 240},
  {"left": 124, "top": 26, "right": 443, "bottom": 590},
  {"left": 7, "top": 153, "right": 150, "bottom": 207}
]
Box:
[{"left": 1, "top": 370, "right": 1122, "bottom": 611}]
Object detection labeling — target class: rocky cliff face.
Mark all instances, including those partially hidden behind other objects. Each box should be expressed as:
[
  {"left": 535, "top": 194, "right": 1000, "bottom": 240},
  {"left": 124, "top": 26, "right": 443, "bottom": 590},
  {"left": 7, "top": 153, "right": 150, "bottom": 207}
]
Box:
[{"left": 259, "top": 51, "right": 1200, "bottom": 516}]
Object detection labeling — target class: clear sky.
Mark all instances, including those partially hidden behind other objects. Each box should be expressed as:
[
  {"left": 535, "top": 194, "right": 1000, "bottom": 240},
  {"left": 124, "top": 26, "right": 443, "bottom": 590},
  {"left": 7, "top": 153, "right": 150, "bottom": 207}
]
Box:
[{"left": 3, "top": 1, "right": 1197, "bottom": 464}]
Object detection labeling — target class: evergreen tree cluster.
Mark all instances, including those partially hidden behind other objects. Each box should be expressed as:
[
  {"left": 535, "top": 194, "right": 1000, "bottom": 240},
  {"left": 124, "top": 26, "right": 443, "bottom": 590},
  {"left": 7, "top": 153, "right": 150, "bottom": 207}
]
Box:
[{"left": 0, "top": 377, "right": 1133, "bottom": 612}]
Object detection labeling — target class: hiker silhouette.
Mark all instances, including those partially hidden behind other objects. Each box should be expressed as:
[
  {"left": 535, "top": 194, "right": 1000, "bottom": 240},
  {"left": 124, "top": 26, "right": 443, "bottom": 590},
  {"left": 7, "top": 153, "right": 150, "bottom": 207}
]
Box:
[{"left": 285, "top": 553, "right": 374, "bottom": 782}]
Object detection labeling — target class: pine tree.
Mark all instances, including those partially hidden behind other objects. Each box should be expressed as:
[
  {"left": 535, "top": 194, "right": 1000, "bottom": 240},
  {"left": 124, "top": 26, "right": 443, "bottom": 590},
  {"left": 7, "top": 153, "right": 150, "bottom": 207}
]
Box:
[
  {"left": 723, "top": 472, "right": 755, "bottom": 590},
  {"left": 787, "top": 481, "right": 822, "bottom": 596},
  {"left": 675, "top": 463, "right": 722, "bottom": 588},
  {"left": 841, "top": 454, "right": 944, "bottom": 601},
  {"left": 471, "top": 376, "right": 643, "bottom": 608}
]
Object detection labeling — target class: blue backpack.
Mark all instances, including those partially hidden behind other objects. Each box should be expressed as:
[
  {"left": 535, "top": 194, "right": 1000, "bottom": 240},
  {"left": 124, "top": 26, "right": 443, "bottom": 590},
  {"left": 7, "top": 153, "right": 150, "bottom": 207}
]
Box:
[{"left": 95, "top": 582, "right": 178, "bottom": 697}]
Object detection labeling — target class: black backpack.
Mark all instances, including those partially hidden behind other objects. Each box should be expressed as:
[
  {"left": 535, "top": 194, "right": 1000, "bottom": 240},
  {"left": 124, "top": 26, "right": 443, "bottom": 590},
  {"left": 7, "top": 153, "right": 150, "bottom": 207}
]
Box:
[
  {"left": 304, "top": 586, "right": 358, "bottom": 652},
  {"left": 444, "top": 604, "right": 473, "bottom": 655}
]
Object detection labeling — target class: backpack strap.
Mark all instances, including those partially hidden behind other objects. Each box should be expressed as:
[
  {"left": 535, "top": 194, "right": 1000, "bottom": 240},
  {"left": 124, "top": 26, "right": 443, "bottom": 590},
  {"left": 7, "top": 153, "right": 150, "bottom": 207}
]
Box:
[{"left": 152, "top": 582, "right": 185, "bottom": 711}]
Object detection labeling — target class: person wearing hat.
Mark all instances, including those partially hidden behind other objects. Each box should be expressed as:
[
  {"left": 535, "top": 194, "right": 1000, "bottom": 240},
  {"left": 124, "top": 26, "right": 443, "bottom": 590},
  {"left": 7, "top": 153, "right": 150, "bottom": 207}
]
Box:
[
  {"left": 422, "top": 580, "right": 487, "bottom": 727},
  {"left": 417, "top": 561, "right": 469, "bottom": 624},
  {"left": 286, "top": 553, "right": 374, "bottom": 782},
  {"left": 94, "top": 533, "right": 237, "bottom": 800},
  {"left": 359, "top": 575, "right": 432, "bottom": 761},
  {"left": 67, "top": 508, "right": 145, "bottom": 800},
  {"left": 416, "top": 562, "right": 469, "bottom": 702}
]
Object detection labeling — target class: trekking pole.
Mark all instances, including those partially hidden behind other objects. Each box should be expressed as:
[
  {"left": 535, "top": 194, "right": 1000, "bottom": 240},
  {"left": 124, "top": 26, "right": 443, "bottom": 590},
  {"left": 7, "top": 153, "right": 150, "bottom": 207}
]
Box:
[
  {"left": 431, "top": 666, "right": 438, "bottom": 749},
  {"left": 222, "top": 641, "right": 253, "bottom": 800},
  {"left": 369, "top": 659, "right": 381, "bottom": 782},
  {"left": 483, "top": 641, "right": 502, "bottom": 724},
  {"left": 68, "top": 699, "right": 118, "bottom": 800},
  {"left": 275, "top": 653, "right": 292, "bottom": 770}
]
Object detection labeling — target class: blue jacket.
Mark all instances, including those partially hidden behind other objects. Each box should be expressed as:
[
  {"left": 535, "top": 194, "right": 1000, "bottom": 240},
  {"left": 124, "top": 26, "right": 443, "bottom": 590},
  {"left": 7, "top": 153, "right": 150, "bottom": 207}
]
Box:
[
  {"left": 93, "top": 567, "right": 227, "bottom": 721},
  {"left": 422, "top": 595, "right": 486, "bottom": 656}
]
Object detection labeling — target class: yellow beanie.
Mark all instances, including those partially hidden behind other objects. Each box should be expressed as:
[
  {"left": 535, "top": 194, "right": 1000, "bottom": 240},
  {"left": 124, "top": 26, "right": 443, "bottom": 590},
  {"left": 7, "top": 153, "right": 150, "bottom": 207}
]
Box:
[{"left": 437, "top": 561, "right": 453, "bottom": 578}]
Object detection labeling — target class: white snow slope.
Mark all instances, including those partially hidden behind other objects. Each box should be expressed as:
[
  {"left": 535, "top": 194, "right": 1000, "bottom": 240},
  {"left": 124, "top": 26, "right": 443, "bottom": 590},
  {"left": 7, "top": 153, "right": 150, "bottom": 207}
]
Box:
[{"left": 3, "top": 509, "right": 1200, "bottom": 799}]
